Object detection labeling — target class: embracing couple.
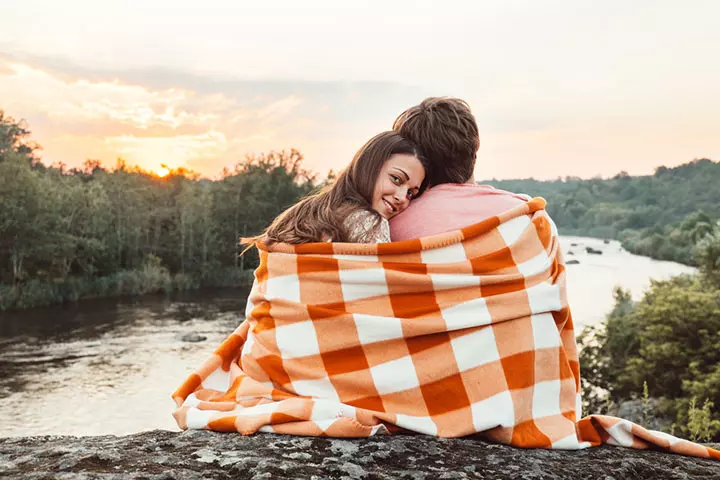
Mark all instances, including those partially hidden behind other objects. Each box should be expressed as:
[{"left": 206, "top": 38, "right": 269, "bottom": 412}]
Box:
[
  {"left": 173, "top": 98, "right": 719, "bottom": 461},
  {"left": 255, "top": 97, "right": 527, "bottom": 246}
]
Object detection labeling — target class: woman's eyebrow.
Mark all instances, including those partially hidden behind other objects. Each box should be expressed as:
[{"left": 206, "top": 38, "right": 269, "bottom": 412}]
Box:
[{"left": 392, "top": 167, "right": 410, "bottom": 181}]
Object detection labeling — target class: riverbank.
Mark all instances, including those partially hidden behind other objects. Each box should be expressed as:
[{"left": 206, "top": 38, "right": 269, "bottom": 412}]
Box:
[
  {"left": 2, "top": 235, "right": 696, "bottom": 315},
  {"left": 0, "top": 265, "right": 253, "bottom": 311},
  {"left": 1, "top": 430, "right": 718, "bottom": 479},
  {"left": 560, "top": 227, "right": 702, "bottom": 267}
]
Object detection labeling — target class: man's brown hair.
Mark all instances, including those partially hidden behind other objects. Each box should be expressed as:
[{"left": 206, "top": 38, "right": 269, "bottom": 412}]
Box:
[{"left": 392, "top": 97, "right": 479, "bottom": 185}]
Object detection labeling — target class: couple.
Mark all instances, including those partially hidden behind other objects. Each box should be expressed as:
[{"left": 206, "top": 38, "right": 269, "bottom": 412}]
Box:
[
  {"left": 172, "top": 98, "right": 719, "bottom": 460},
  {"left": 255, "top": 97, "right": 526, "bottom": 246}
]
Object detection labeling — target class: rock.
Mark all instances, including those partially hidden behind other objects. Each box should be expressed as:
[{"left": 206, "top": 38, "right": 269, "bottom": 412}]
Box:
[
  {"left": 616, "top": 399, "right": 673, "bottom": 433},
  {"left": 603, "top": 240, "right": 610, "bottom": 244},
  {"left": 571, "top": 243, "right": 578, "bottom": 247},
  {"left": 567, "top": 251, "right": 574, "bottom": 255},
  {"left": 181, "top": 333, "right": 207, "bottom": 343},
  {"left": 566, "top": 260, "right": 580, "bottom": 265},
  {"left": 0, "top": 430, "right": 718, "bottom": 479},
  {"left": 585, "top": 247, "right": 603, "bottom": 255}
]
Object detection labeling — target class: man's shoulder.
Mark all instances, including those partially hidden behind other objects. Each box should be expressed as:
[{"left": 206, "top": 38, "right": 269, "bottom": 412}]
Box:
[
  {"left": 418, "top": 183, "right": 530, "bottom": 203},
  {"left": 390, "top": 183, "right": 531, "bottom": 240}
]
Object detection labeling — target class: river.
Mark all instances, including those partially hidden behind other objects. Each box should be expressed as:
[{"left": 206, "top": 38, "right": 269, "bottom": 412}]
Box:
[{"left": 0, "top": 236, "right": 696, "bottom": 437}]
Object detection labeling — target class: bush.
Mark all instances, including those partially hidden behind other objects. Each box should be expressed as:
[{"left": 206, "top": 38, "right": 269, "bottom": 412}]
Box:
[
  {"left": 0, "top": 264, "right": 255, "bottom": 310},
  {"left": 200, "top": 267, "right": 255, "bottom": 288},
  {"left": 578, "top": 274, "right": 720, "bottom": 441}
]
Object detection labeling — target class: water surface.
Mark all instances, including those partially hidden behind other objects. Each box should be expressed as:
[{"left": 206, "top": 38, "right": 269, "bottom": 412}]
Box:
[
  {"left": 560, "top": 236, "right": 695, "bottom": 330},
  {"left": 0, "top": 237, "right": 695, "bottom": 437},
  {"left": 0, "top": 289, "right": 248, "bottom": 437}
]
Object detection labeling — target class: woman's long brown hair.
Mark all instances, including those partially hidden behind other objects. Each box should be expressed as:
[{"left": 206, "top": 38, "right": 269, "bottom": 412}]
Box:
[{"left": 247, "top": 131, "right": 429, "bottom": 245}]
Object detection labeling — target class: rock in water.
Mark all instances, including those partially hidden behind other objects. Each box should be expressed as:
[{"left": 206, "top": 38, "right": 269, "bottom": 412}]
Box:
[
  {"left": 0, "top": 430, "right": 718, "bottom": 479},
  {"left": 567, "top": 259, "right": 580, "bottom": 265},
  {"left": 181, "top": 333, "right": 207, "bottom": 343}
]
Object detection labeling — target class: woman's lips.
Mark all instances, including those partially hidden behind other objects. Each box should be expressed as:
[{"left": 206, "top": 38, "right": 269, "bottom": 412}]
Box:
[{"left": 383, "top": 199, "right": 396, "bottom": 216}]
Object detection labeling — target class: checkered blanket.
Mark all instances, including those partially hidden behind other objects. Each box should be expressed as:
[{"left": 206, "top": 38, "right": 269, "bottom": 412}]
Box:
[{"left": 172, "top": 198, "right": 719, "bottom": 460}]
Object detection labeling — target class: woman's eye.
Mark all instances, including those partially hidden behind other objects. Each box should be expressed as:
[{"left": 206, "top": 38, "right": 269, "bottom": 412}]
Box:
[
  {"left": 407, "top": 190, "right": 415, "bottom": 199},
  {"left": 390, "top": 175, "right": 401, "bottom": 185}
]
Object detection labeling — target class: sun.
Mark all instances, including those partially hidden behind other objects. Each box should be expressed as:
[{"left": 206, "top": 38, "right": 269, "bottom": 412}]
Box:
[{"left": 157, "top": 165, "right": 170, "bottom": 177}]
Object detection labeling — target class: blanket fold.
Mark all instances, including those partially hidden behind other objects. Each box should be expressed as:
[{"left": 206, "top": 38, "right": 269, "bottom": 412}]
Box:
[{"left": 172, "top": 197, "right": 719, "bottom": 460}]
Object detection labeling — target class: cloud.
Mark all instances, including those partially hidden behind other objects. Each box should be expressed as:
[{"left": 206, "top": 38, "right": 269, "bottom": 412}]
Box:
[
  {"left": 3, "top": 3, "right": 720, "bottom": 180},
  {"left": 0, "top": 52, "right": 430, "bottom": 176}
]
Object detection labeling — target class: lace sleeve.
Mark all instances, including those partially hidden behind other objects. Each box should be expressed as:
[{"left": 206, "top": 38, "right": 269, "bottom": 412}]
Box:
[
  {"left": 344, "top": 210, "right": 391, "bottom": 243},
  {"left": 375, "top": 218, "right": 391, "bottom": 243}
]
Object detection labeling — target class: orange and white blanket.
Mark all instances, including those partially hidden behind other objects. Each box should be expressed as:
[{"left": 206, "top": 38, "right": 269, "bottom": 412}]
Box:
[{"left": 172, "top": 198, "right": 719, "bottom": 460}]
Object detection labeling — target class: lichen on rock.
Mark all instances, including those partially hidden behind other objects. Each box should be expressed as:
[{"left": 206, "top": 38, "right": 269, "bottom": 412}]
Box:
[{"left": 0, "top": 430, "right": 718, "bottom": 479}]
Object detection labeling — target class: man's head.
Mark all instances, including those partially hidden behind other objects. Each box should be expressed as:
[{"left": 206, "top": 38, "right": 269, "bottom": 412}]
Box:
[{"left": 392, "top": 97, "right": 479, "bottom": 185}]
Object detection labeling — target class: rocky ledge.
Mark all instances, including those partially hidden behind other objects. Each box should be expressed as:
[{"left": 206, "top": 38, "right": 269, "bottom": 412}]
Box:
[{"left": 1, "top": 430, "right": 718, "bottom": 480}]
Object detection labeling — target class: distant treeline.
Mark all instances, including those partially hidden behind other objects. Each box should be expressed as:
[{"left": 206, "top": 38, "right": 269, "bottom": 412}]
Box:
[
  {"left": 0, "top": 111, "right": 316, "bottom": 309},
  {"left": 484, "top": 159, "right": 720, "bottom": 265},
  {"left": 2, "top": 108, "right": 719, "bottom": 309}
]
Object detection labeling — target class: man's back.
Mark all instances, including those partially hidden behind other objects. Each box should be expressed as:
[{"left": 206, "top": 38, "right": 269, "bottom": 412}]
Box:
[{"left": 389, "top": 184, "right": 529, "bottom": 241}]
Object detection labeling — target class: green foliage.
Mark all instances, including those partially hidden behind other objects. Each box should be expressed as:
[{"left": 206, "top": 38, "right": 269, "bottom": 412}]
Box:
[
  {"left": 578, "top": 287, "right": 634, "bottom": 415},
  {"left": 483, "top": 160, "right": 720, "bottom": 265},
  {"left": 4, "top": 267, "right": 172, "bottom": 310},
  {"left": 693, "top": 223, "right": 720, "bottom": 287},
  {"left": 0, "top": 112, "right": 315, "bottom": 309},
  {"left": 579, "top": 268, "right": 720, "bottom": 441},
  {"left": 687, "top": 397, "right": 715, "bottom": 443},
  {"left": 0, "top": 110, "right": 38, "bottom": 161}
]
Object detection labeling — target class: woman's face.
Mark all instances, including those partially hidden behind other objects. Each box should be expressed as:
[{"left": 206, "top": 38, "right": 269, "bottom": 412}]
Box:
[{"left": 371, "top": 153, "right": 425, "bottom": 219}]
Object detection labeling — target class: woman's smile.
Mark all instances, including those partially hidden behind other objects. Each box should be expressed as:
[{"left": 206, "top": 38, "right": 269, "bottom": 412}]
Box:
[{"left": 372, "top": 153, "right": 425, "bottom": 219}]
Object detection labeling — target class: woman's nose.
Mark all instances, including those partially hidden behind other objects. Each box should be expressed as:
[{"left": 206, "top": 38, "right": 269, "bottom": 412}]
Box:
[{"left": 394, "top": 188, "right": 410, "bottom": 208}]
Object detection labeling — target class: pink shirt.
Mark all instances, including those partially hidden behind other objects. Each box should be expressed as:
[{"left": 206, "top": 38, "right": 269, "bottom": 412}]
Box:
[{"left": 389, "top": 184, "right": 529, "bottom": 241}]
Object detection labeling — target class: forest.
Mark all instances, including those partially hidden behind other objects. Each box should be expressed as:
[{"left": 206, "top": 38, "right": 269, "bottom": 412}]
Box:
[
  {"left": 0, "top": 111, "right": 316, "bottom": 309},
  {"left": 2, "top": 109, "right": 719, "bottom": 309},
  {"left": 485, "top": 159, "right": 720, "bottom": 265}
]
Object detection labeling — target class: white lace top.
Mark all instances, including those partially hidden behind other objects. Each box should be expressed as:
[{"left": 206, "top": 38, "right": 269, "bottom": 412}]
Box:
[{"left": 338, "top": 210, "right": 391, "bottom": 243}]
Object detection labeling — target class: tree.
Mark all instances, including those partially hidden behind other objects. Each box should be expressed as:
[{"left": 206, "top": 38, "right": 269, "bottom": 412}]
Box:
[
  {"left": 485, "top": 159, "right": 720, "bottom": 265},
  {"left": 693, "top": 222, "right": 720, "bottom": 287},
  {"left": 0, "top": 110, "right": 39, "bottom": 163},
  {"left": 579, "top": 274, "right": 720, "bottom": 440}
]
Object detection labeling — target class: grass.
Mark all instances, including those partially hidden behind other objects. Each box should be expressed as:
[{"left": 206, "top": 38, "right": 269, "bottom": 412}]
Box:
[{"left": 0, "top": 265, "right": 254, "bottom": 311}]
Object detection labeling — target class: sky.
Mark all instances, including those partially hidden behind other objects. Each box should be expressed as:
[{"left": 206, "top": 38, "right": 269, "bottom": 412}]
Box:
[{"left": 1, "top": 0, "right": 719, "bottom": 180}]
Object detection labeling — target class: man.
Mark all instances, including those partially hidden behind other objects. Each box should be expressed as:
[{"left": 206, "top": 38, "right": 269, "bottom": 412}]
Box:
[{"left": 389, "top": 97, "right": 529, "bottom": 240}]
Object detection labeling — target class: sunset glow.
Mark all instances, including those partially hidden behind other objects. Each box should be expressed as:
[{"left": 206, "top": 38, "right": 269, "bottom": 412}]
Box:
[{"left": 1, "top": 1, "right": 719, "bottom": 180}]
